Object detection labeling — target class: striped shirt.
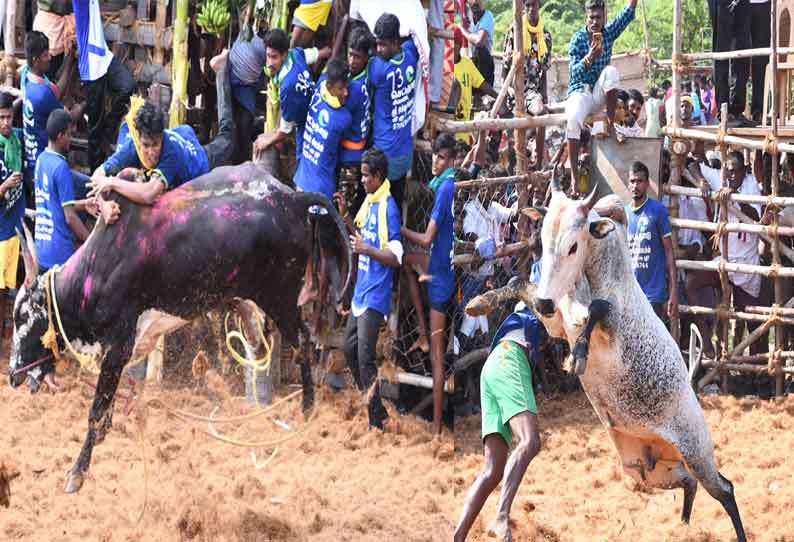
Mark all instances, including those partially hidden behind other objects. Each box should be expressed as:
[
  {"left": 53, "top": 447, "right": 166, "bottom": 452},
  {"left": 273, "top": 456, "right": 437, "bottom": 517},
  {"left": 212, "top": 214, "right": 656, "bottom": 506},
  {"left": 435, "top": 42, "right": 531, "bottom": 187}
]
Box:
[{"left": 567, "top": 5, "right": 635, "bottom": 96}]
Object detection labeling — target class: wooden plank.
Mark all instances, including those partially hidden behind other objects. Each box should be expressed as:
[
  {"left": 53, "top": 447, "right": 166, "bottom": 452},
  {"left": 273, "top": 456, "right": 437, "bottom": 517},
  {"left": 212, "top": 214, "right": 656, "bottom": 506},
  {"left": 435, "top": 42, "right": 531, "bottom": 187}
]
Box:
[
  {"left": 103, "top": 21, "right": 173, "bottom": 48},
  {"left": 590, "top": 135, "right": 664, "bottom": 203},
  {"left": 692, "top": 125, "right": 794, "bottom": 138}
]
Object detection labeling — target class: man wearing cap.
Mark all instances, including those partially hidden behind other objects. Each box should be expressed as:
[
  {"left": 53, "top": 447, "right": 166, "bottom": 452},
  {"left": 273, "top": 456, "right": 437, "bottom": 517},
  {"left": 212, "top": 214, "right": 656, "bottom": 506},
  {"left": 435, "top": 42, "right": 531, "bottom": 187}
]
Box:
[{"left": 565, "top": 0, "right": 638, "bottom": 188}]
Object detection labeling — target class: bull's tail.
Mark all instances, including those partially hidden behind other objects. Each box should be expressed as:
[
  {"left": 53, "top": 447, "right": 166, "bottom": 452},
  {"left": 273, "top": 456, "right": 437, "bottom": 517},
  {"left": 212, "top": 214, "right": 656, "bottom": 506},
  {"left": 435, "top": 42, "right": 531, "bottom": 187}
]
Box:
[{"left": 293, "top": 192, "right": 353, "bottom": 304}]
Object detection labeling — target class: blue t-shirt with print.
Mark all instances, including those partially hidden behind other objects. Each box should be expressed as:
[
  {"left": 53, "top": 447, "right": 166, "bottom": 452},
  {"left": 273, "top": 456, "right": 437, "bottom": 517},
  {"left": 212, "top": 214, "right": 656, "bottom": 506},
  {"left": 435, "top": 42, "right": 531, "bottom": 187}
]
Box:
[
  {"left": 352, "top": 196, "right": 401, "bottom": 316},
  {"left": 369, "top": 40, "right": 418, "bottom": 159},
  {"left": 278, "top": 48, "right": 315, "bottom": 159},
  {"left": 34, "top": 149, "right": 77, "bottom": 269},
  {"left": 626, "top": 197, "right": 672, "bottom": 304},
  {"left": 294, "top": 85, "right": 352, "bottom": 200},
  {"left": 341, "top": 69, "right": 370, "bottom": 165},
  {"left": 0, "top": 128, "right": 26, "bottom": 241},
  {"left": 103, "top": 125, "right": 209, "bottom": 189},
  {"left": 470, "top": 10, "right": 495, "bottom": 51},
  {"left": 428, "top": 173, "right": 456, "bottom": 306},
  {"left": 23, "top": 78, "right": 63, "bottom": 182}
]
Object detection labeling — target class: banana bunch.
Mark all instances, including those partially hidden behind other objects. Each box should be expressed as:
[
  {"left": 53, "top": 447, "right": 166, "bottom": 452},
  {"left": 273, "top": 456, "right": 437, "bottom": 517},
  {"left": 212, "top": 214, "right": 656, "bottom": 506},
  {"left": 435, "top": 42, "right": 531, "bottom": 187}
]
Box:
[{"left": 196, "top": 0, "right": 231, "bottom": 36}]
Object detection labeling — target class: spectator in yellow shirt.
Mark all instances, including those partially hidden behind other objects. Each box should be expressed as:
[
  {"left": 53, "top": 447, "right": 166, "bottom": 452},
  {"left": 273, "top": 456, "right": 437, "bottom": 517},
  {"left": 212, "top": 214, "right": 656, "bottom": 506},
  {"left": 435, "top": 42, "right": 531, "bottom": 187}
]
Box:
[{"left": 454, "top": 31, "right": 497, "bottom": 144}]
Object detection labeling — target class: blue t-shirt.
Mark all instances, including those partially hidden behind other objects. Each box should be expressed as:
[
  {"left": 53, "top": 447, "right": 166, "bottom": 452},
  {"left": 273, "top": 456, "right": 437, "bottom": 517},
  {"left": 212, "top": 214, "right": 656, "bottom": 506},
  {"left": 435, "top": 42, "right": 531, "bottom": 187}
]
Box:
[
  {"left": 34, "top": 149, "right": 77, "bottom": 269},
  {"left": 277, "top": 48, "right": 315, "bottom": 158},
  {"left": 352, "top": 196, "right": 401, "bottom": 316},
  {"left": 489, "top": 309, "right": 541, "bottom": 368},
  {"left": 103, "top": 125, "right": 209, "bottom": 189},
  {"left": 369, "top": 40, "right": 418, "bottom": 159},
  {"left": 0, "top": 128, "right": 26, "bottom": 241},
  {"left": 23, "top": 77, "right": 63, "bottom": 182},
  {"left": 294, "top": 86, "right": 352, "bottom": 200},
  {"left": 427, "top": 173, "right": 456, "bottom": 306},
  {"left": 626, "top": 197, "right": 672, "bottom": 304},
  {"left": 470, "top": 10, "right": 495, "bottom": 51},
  {"left": 341, "top": 69, "right": 370, "bottom": 165}
]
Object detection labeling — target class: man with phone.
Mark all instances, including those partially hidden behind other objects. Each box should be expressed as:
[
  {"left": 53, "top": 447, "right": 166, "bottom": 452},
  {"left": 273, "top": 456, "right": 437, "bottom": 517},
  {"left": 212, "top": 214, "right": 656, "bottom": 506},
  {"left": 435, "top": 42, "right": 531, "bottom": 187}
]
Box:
[{"left": 565, "top": 0, "right": 638, "bottom": 188}]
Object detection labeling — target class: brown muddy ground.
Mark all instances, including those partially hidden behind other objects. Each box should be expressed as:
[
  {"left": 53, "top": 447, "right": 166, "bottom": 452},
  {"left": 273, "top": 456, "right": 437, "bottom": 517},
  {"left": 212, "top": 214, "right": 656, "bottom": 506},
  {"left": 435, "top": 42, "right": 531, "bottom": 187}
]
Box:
[{"left": 0, "top": 367, "right": 792, "bottom": 541}]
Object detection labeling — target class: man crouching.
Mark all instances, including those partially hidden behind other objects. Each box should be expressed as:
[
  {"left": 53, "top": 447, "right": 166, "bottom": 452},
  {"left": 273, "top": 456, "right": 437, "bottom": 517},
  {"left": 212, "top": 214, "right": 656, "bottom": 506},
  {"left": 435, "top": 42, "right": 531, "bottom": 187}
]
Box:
[{"left": 454, "top": 304, "right": 543, "bottom": 542}]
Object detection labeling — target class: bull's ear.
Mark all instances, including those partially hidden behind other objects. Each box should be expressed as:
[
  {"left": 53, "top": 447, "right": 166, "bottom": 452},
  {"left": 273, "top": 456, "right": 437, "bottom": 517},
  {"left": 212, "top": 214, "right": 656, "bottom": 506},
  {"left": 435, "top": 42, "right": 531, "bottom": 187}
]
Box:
[{"left": 589, "top": 219, "right": 615, "bottom": 239}]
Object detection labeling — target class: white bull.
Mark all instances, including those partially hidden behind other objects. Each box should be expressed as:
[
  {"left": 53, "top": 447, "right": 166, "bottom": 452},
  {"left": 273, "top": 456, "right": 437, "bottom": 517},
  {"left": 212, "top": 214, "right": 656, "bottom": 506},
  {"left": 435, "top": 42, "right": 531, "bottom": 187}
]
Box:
[{"left": 530, "top": 186, "right": 746, "bottom": 541}]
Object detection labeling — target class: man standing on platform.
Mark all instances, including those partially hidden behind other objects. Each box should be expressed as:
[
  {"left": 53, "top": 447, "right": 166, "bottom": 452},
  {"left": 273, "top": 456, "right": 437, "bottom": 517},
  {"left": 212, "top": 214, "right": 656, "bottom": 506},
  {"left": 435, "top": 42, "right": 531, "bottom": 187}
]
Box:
[{"left": 458, "top": 0, "right": 495, "bottom": 87}]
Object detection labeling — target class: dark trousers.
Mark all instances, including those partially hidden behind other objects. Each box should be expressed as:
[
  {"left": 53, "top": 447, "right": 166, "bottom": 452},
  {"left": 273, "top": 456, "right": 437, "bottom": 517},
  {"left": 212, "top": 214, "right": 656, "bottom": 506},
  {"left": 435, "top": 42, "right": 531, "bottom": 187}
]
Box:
[
  {"left": 344, "top": 308, "right": 388, "bottom": 426},
  {"left": 710, "top": 0, "right": 751, "bottom": 116},
  {"left": 84, "top": 56, "right": 136, "bottom": 171},
  {"left": 750, "top": 1, "right": 771, "bottom": 117},
  {"left": 473, "top": 46, "right": 495, "bottom": 87},
  {"left": 203, "top": 62, "right": 236, "bottom": 170}
]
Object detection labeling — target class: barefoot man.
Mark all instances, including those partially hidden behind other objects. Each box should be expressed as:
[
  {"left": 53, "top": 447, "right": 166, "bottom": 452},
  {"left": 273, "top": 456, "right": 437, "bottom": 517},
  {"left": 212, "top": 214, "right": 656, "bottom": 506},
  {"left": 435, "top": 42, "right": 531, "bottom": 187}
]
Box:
[{"left": 454, "top": 304, "right": 543, "bottom": 542}]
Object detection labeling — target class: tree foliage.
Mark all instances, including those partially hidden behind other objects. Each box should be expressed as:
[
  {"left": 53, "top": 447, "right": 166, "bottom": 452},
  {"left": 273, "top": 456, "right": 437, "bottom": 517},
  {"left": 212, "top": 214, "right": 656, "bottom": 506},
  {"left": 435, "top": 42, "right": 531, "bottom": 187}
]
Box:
[{"left": 490, "top": 0, "right": 710, "bottom": 60}]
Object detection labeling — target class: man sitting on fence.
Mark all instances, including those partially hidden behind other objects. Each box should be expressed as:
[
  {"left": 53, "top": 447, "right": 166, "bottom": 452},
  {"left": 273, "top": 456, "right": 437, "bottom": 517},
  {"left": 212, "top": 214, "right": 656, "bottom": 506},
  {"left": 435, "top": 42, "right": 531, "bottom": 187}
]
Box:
[
  {"left": 686, "top": 151, "right": 763, "bottom": 359},
  {"left": 565, "top": 0, "right": 638, "bottom": 188}
]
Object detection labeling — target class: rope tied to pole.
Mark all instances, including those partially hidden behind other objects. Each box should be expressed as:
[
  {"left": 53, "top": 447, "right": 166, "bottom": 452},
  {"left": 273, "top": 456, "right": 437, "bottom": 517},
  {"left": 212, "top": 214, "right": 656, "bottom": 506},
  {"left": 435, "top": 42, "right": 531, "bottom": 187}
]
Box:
[
  {"left": 763, "top": 134, "right": 780, "bottom": 156},
  {"left": 768, "top": 263, "right": 781, "bottom": 279},
  {"left": 711, "top": 221, "right": 728, "bottom": 253}
]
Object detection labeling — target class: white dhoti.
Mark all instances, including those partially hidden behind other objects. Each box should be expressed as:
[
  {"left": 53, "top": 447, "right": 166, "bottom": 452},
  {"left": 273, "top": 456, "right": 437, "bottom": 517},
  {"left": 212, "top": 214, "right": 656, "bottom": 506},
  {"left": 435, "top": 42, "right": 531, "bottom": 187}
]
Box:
[{"left": 564, "top": 65, "right": 620, "bottom": 140}]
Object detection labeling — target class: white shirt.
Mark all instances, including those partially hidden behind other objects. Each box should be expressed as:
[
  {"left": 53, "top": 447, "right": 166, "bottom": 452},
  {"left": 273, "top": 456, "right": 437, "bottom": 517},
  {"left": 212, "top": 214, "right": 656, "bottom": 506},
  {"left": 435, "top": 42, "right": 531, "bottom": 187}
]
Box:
[
  {"left": 74, "top": 0, "right": 114, "bottom": 81},
  {"left": 462, "top": 198, "right": 514, "bottom": 278},
  {"left": 699, "top": 163, "right": 762, "bottom": 297},
  {"left": 678, "top": 194, "right": 709, "bottom": 252}
]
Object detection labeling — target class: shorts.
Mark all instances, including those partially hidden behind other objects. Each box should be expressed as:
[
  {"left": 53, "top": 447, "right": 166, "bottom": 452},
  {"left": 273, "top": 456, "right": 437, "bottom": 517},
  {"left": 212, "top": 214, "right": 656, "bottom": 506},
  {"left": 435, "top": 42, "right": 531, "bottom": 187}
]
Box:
[
  {"left": 429, "top": 291, "right": 455, "bottom": 316},
  {"left": 480, "top": 339, "right": 537, "bottom": 445},
  {"left": 0, "top": 234, "right": 19, "bottom": 289},
  {"left": 292, "top": 0, "right": 332, "bottom": 32}
]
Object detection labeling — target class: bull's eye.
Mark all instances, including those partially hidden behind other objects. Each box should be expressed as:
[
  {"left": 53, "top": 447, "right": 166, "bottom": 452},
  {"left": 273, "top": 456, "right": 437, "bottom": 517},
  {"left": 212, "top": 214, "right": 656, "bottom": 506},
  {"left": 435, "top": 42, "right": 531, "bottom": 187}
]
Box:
[{"left": 568, "top": 242, "right": 578, "bottom": 256}]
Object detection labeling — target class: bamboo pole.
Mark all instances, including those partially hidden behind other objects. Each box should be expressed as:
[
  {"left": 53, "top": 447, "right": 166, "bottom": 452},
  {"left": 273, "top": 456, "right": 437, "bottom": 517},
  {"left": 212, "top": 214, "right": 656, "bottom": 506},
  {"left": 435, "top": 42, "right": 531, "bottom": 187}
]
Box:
[
  {"left": 169, "top": 0, "right": 189, "bottom": 128},
  {"left": 3, "top": 0, "right": 16, "bottom": 87},
  {"left": 512, "top": 0, "right": 531, "bottom": 276},
  {"left": 676, "top": 259, "right": 794, "bottom": 278},
  {"left": 453, "top": 241, "right": 529, "bottom": 266},
  {"left": 746, "top": 305, "right": 794, "bottom": 316},
  {"left": 670, "top": 217, "right": 794, "bottom": 238},
  {"left": 717, "top": 104, "right": 731, "bottom": 392},
  {"left": 669, "top": 0, "right": 684, "bottom": 344},
  {"left": 669, "top": 46, "right": 794, "bottom": 63},
  {"left": 490, "top": 60, "right": 517, "bottom": 118},
  {"left": 770, "top": 0, "right": 784, "bottom": 397},
  {"left": 679, "top": 305, "right": 794, "bottom": 325},
  {"left": 663, "top": 184, "right": 794, "bottom": 207},
  {"left": 153, "top": 0, "right": 169, "bottom": 65},
  {"left": 662, "top": 125, "right": 794, "bottom": 155},
  {"left": 454, "top": 172, "right": 548, "bottom": 190},
  {"left": 436, "top": 113, "right": 568, "bottom": 133}
]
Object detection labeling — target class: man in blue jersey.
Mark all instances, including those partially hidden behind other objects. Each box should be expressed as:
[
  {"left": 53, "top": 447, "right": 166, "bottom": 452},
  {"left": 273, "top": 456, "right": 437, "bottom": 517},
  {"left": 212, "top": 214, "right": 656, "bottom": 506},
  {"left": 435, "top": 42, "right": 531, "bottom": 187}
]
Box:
[
  {"left": 336, "top": 148, "right": 402, "bottom": 430},
  {"left": 0, "top": 93, "right": 26, "bottom": 347},
  {"left": 294, "top": 59, "right": 352, "bottom": 307},
  {"left": 22, "top": 31, "right": 80, "bottom": 187},
  {"left": 73, "top": 0, "right": 135, "bottom": 171},
  {"left": 566, "top": 0, "right": 637, "bottom": 187},
  {"left": 253, "top": 28, "right": 331, "bottom": 161},
  {"left": 401, "top": 133, "right": 457, "bottom": 435},
  {"left": 454, "top": 305, "right": 543, "bottom": 542},
  {"left": 369, "top": 13, "right": 419, "bottom": 213},
  {"left": 626, "top": 161, "right": 676, "bottom": 321},
  {"left": 31, "top": 110, "right": 98, "bottom": 390},
  {"left": 88, "top": 62, "right": 236, "bottom": 211},
  {"left": 337, "top": 26, "right": 373, "bottom": 213}
]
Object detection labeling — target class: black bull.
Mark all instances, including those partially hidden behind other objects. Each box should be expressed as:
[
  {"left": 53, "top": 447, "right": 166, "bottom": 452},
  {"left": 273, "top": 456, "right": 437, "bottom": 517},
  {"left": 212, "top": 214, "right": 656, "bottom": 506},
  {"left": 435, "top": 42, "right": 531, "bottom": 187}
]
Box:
[{"left": 8, "top": 162, "right": 351, "bottom": 493}]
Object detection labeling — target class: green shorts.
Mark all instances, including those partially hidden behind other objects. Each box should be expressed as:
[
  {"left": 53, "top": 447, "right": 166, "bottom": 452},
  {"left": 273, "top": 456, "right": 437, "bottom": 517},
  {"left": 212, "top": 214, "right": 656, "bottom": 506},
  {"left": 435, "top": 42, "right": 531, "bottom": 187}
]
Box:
[{"left": 480, "top": 340, "right": 537, "bottom": 445}]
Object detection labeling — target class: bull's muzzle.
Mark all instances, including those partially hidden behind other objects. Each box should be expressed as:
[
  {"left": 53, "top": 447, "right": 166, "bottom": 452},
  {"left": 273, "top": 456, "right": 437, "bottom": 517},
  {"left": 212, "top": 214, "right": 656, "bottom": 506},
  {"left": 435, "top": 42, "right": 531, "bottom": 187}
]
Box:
[{"left": 535, "top": 298, "right": 555, "bottom": 317}]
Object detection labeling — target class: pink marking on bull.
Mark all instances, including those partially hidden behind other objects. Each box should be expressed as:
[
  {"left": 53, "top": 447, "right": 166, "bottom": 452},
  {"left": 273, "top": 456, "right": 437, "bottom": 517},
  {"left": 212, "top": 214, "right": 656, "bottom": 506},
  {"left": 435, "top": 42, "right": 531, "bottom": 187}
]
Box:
[
  {"left": 213, "top": 204, "right": 242, "bottom": 221},
  {"left": 81, "top": 275, "right": 92, "bottom": 311},
  {"left": 226, "top": 266, "right": 240, "bottom": 282}
]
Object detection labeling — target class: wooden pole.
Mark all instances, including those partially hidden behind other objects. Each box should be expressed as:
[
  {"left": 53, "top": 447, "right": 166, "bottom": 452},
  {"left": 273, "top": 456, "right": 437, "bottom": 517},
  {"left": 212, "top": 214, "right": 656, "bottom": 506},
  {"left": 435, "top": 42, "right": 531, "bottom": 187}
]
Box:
[
  {"left": 512, "top": 0, "right": 531, "bottom": 275},
  {"left": 770, "top": 0, "right": 785, "bottom": 397},
  {"left": 670, "top": 217, "right": 794, "bottom": 238},
  {"left": 669, "top": 0, "right": 684, "bottom": 344},
  {"left": 454, "top": 172, "right": 548, "bottom": 190},
  {"left": 3, "top": 0, "right": 17, "bottom": 87},
  {"left": 153, "top": 0, "right": 169, "bottom": 65},
  {"left": 662, "top": 125, "right": 794, "bottom": 154},
  {"left": 676, "top": 259, "right": 794, "bottom": 278},
  {"left": 716, "top": 104, "right": 731, "bottom": 392},
  {"left": 679, "top": 305, "right": 794, "bottom": 326},
  {"left": 436, "top": 113, "right": 568, "bottom": 133},
  {"left": 169, "top": 0, "right": 189, "bottom": 128},
  {"left": 671, "top": 46, "right": 794, "bottom": 62},
  {"left": 664, "top": 184, "right": 794, "bottom": 207}
]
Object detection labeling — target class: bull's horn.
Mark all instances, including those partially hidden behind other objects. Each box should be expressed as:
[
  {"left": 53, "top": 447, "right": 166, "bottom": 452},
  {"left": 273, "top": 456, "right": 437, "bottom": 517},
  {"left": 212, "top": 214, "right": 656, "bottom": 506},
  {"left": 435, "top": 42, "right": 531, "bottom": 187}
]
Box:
[
  {"left": 581, "top": 182, "right": 600, "bottom": 212},
  {"left": 17, "top": 224, "right": 38, "bottom": 287}
]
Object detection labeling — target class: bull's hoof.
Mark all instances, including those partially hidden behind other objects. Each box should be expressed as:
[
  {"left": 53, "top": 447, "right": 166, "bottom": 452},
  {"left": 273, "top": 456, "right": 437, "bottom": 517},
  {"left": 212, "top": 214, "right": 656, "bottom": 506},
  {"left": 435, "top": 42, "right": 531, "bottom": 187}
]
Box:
[
  {"left": 572, "top": 356, "right": 587, "bottom": 376},
  {"left": 571, "top": 340, "right": 589, "bottom": 375},
  {"left": 465, "top": 296, "right": 493, "bottom": 316},
  {"left": 64, "top": 472, "right": 84, "bottom": 494}
]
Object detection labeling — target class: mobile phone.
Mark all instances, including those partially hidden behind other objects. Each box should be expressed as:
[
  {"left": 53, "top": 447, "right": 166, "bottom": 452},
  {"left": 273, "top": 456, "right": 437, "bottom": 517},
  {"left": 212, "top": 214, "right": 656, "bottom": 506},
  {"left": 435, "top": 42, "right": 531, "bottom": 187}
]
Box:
[{"left": 592, "top": 32, "right": 603, "bottom": 48}]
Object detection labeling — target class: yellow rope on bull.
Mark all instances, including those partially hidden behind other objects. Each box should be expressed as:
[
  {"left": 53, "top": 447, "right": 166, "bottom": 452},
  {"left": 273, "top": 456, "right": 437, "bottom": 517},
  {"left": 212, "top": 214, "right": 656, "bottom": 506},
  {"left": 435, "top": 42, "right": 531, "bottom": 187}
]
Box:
[{"left": 224, "top": 309, "right": 274, "bottom": 410}]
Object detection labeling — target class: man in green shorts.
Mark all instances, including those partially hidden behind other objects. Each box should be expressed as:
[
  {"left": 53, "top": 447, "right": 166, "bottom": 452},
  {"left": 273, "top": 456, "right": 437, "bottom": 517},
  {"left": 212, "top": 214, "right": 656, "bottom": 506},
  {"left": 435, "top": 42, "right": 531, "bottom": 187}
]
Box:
[{"left": 454, "top": 305, "right": 543, "bottom": 542}]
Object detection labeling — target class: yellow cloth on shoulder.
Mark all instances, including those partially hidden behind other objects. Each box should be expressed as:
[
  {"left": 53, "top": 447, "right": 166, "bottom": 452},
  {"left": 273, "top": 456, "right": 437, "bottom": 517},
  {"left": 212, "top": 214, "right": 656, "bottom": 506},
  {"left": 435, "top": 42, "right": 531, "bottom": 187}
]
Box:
[
  {"left": 125, "top": 95, "right": 157, "bottom": 171},
  {"left": 523, "top": 15, "right": 548, "bottom": 61},
  {"left": 354, "top": 179, "right": 392, "bottom": 250}
]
